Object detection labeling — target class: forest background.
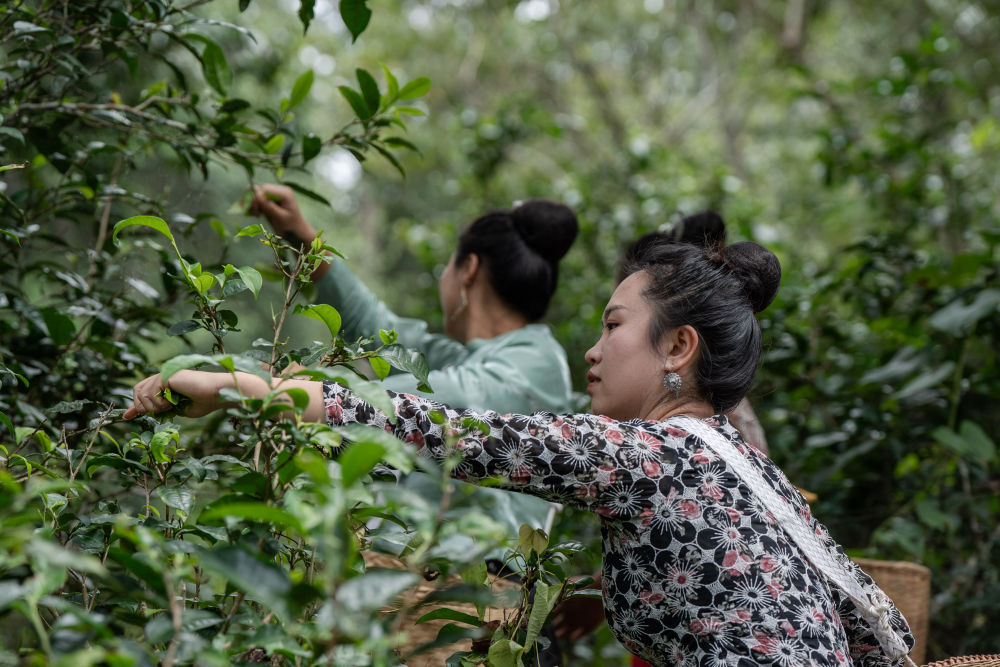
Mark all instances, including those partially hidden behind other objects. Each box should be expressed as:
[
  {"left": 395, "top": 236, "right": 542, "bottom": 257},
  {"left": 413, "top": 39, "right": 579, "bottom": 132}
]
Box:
[{"left": 1, "top": 0, "right": 998, "bottom": 665}]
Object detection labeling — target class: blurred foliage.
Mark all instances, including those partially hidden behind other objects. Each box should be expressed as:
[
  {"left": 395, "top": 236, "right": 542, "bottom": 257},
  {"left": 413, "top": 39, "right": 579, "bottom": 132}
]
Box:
[
  {"left": 2, "top": 1, "right": 576, "bottom": 665},
  {"left": 2, "top": 0, "right": 999, "bottom": 664}
]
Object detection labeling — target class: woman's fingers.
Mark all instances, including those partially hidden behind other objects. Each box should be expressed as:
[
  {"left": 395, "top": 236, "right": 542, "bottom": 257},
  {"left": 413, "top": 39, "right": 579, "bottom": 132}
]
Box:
[{"left": 125, "top": 374, "right": 171, "bottom": 419}]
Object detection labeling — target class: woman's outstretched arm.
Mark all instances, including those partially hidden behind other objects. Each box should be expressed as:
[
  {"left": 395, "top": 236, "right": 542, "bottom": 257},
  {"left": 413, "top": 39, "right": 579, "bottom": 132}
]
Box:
[
  {"left": 126, "top": 371, "right": 674, "bottom": 518},
  {"left": 125, "top": 370, "right": 326, "bottom": 421}
]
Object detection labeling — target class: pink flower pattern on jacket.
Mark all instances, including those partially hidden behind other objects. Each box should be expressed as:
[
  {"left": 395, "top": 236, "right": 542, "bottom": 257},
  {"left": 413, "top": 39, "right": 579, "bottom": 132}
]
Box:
[{"left": 322, "top": 382, "right": 913, "bottom": 667}]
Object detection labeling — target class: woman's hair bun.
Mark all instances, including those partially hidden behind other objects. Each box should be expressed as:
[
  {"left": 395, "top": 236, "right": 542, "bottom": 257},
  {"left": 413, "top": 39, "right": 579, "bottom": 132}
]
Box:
[
  {"left": 723, "top": 241, "right": 781, "bottom": 313},
  {"left": 669, "top": 211, "right": 727, "bottom": 251},
  {"left": 511, "top": 199, "right": 579, "bottom": 263}
]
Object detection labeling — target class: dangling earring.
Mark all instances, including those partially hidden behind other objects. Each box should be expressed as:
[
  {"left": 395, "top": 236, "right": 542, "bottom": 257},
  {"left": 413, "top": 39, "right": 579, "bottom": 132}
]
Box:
[
  {"left": 663, "top": 370, "right": 682, "bottom": 398},
  {"left": 449, "top": 286, "right": 468, "bottom": 321}
]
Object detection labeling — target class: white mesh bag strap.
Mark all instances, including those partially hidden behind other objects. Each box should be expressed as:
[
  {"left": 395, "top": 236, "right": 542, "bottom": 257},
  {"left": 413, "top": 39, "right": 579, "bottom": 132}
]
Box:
[{"left": 676, "top": 416, "right": 915, "bottom": 666}]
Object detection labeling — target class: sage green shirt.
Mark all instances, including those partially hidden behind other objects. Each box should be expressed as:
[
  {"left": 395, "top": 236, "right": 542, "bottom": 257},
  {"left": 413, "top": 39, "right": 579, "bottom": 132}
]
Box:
[{"left": 315, "top": 262, "right": 573, "bottom": 552}]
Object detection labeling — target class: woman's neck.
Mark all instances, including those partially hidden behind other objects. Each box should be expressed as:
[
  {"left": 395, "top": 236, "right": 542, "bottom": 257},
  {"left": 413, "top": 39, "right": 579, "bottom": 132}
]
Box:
[
  {"left": 453, "top": 283, "right": 529, "bottom": 343},
  {"left": 642, "top": 397, "right": 716, "bottom": 423},
  {"left": 460, "top": 307, "right": 529, "bottom": 342}
]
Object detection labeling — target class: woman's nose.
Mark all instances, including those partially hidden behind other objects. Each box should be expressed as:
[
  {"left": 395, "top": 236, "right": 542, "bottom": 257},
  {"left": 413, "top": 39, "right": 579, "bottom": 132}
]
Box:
[{"left": 585, "top": 342, "right": 600, "bottom": 365}]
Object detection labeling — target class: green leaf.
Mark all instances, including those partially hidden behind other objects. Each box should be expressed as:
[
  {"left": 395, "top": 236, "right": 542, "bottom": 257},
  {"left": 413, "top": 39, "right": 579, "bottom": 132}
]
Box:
[
  {"left": 302, "top": 133, "right": 322, "bottom": 163},
  {"left": 523, "top": 581, "right": 561, "bottom": 651},
  {"left": 518, "top": 524, "right": 549, "bottom": 556},
  {"left": 374, "top": 344, "right": 432, "bottom": 393},
  {"left": 298, "top": 0, "right": 316, "bottom": 33},
  {"left": 339, "top": 0, "right": 372, "bottom": 42},
  {"left": 264, "top": 134, "right": 285, "bottom": 154},
  {"left": 369, "top": 355, "right": 391, "bottom": 380},
  {"left": 487, "top": 638, "right": 524, "bottom": 667},
  {"left": 199, "top": 546, "right": 292, "bottom": 621},
  {"left": 958, "top": 420, "right": 996, "bottom": 463},
  {"left": 338, "top": 85, "right": 371, "bottom": 120},
  {"left": 338, "top": 441, "right": 386, "bottom": 486},
  {"left": 398, "top": 77, "right": 431, "bottom": 100},
  {"left": 914, "top": 498, "right": 954, "bottom": 531},
  {"left": 289, "top": 69, "right": 314, "bottom": 110},
  {"left": 199, "top": 502, "right": 304, "bottom": 533},
  {"left": 295, "top": 303, "right": 342, "bottom": 339},
  {"left": 192, "top": 35, "right": 231, "bottom": 95},
  {"left": 236, "top": 223, "right": 263, "bottom": 237},
  {"left": 166, "top": 319, "right": 202, "bottom": 336},
  {"left": 283, "top": 181, "right": 331, "bottom": 206},
  {"left": 384, "top": 136, "right": 421, "bottom": 154},
  {"left": 931, "top": 423, "right": 996, "bottom": 463},
  {"left": 338, "top": 424, "right": 414, "bottom": 473},
  {"left": 149, "top": 428, "right": 180, "bottom": 463},
  {"left": 415, "top": 607, "right": 481, "bottom": 626},
  {"left": 160, "top": 354, "right": 215, "bottom": 382},
  {"left": 0, "top": 128, "right": 26, "bottom": 145},
  {"left": 928, "top": 289, "right": 1000, "bottom": 336},
  {"left": 40, "top": 307, "right": 76, "bottom": 346},
  {"left": 157, "top": 486, "right": 194, "bottom": 514},
  {"left": 395, "top": 106, "right": 426, "bottom": 116},
  {"left": 381, "top": 64, "right": 399, "bottom": 103},
  {"left": 356, "top": 68, "right": 380, "bottom": 115},
  {"left": 0, "top": 412, "right": 14, "bottom": 439},
  {"left": 272, "top": 386, "right": 311, "bottom": 413},
  {"left": 235, "top": 266, "right": 263, "bottom": 298},
  {"left": 191, "top": 273, "right": 216, "bottom": 294},
  {"left": 371, "top": 142, "right": 406, "bottom": 178},
  {"left": 113, "top": 215, "right": 175, "bottom": 246},
  {"left": 893, "top": 362, "right": 955, "bottom": 399},
  {"left": 336, "top": 568, "right": 420, "bottom": 612}
]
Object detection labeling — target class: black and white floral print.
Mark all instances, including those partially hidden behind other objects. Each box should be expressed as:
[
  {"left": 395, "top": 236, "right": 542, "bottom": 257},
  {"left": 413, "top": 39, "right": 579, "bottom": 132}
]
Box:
[{"left": 322, "top": 382, "right": 914, "bottom": 667}]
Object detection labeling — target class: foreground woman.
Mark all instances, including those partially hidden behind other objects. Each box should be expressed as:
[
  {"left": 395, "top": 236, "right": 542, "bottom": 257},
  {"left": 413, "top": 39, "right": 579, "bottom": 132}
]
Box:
[{"left": 127, "top": 237, "right": 914, "bottom": 666}]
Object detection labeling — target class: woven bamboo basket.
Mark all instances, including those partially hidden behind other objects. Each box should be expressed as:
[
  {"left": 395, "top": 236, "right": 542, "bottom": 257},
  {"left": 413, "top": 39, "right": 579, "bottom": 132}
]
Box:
[
  {"left": 854, "top": 557, "right": 932, "bottom": 666},
  {"left": 922, "top": 656, "right": 1000, "bottom": 667},
  {"left": 363, "top": 551, "right": 520, "bottom": 666}
]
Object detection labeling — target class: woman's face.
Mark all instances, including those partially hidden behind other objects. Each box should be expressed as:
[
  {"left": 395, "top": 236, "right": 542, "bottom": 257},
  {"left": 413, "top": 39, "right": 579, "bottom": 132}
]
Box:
[{"left": 585, "top": 271, "right": 668, "bottom": 421}]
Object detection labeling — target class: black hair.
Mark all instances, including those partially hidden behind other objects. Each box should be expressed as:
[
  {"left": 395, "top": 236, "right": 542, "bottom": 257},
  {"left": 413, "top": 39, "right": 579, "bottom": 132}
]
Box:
[
  {"left": 455, "top": 199, "right": 578, "bottom": 322},
  {"left": 618, "top": 212, "right": 781, "bottom": 412},
  {"left": 615, "top": 211, "right": 726, "bottom": 284}
]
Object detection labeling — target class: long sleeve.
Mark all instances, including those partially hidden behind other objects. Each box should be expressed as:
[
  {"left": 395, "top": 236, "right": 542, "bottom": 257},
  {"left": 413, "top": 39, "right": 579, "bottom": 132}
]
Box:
[
  {"left": 322, "top": 382, "right": 672, "bottom": 517},
  {"left": 314, "top": 261, "right": 466, "bottom": 370}
]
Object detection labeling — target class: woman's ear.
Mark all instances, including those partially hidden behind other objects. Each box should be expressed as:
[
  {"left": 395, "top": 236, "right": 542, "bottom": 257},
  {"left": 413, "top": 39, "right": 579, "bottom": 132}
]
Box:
[
  {"left": 458, "top": 253, "right": 480, "bottom": 286},
  {"left": 662, "top": 324, "right": 700, "bottom": 374}
]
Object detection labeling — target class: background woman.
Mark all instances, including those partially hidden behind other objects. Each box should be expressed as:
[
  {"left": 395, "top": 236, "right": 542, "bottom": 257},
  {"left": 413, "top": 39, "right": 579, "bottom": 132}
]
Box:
[{"left": 127, "top": 236, "right": 915, "bottom": 666}]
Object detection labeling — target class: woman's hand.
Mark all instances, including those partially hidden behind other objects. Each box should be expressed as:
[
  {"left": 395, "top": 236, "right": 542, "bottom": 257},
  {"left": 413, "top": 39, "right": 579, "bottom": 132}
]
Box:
[
  {"left": 250, "top": 184, "right": 313, "bottom": 243},
  {"left": 250, "top": 184, "right": 334, "bottom": 281},
  {"left": 124, "top": 370, "right": 237, "bottom": 420}
]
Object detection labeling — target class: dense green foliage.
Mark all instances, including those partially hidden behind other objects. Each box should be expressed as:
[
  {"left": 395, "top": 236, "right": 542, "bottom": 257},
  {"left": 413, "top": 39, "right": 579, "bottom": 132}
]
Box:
[
  {"left": 2, "top": 0, "right": 999, "bottom": 664},
  {"left": 2, "top": 2, "right": 584, "bottom": 665}
]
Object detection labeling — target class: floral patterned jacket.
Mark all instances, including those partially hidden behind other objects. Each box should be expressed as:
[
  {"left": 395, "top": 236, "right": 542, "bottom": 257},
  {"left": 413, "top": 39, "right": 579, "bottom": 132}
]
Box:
[{"left": 322, "top": 382, "right": 914, "bottom": 667}]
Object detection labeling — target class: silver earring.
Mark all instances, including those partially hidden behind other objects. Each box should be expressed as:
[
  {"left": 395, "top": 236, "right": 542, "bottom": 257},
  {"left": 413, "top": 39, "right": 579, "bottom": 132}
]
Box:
[{"left": 663, "top": 371, "right": 682, "bottom": 397}]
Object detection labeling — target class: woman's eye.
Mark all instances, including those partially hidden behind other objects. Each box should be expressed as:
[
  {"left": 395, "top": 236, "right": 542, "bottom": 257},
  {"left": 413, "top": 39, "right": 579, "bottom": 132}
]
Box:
[{"left": 605, "top": 322, "right": 618, "bottom": 331}]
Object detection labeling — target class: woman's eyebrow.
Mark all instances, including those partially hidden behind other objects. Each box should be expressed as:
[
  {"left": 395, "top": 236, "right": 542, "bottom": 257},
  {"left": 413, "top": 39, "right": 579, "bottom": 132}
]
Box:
[{"left": 601, "top": 304, "right": 625, "bottom": 322}]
